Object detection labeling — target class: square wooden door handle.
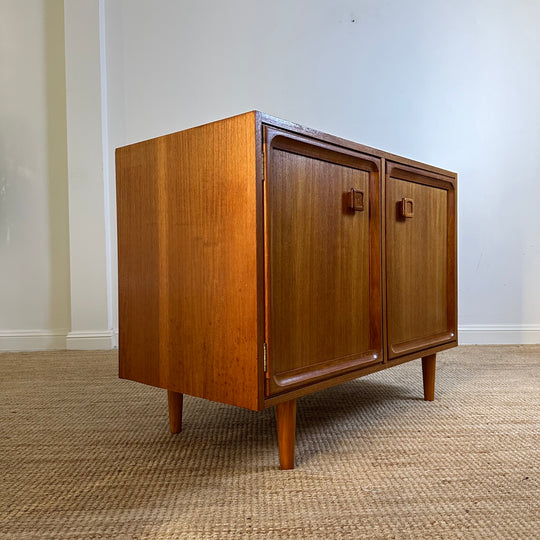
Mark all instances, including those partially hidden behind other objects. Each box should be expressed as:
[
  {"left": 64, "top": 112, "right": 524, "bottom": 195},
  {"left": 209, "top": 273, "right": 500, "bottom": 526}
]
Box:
[
  {"left": 349, "top": 189, "right": 364, "bottom": 211},
  {"left": 400, "top": 198, "right": 414, "bottom": 218}
]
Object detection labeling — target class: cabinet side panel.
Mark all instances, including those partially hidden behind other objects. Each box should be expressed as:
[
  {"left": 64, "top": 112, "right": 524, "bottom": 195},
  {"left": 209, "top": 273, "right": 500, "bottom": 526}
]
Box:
[
  {"left": 116, "top": 141, "right": 161, "bottom": 386},
  {"left": 116, "top": 113, "right": 260, "bottom": 410}
]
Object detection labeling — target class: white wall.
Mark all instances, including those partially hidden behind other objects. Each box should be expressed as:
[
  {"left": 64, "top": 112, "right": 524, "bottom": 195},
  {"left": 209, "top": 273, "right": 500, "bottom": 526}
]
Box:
[
  {"left": 0, "top": 0, "right": 114, "bottom": 351},
  {"left": 1, "top": 0, "right": 538, "bottom": 349},
  {"left": 105, "top": 0, "right": 540, "bottom": 344},
  {"left": 0, "top": 0, "right": 71, "bottom": 349},
  {"left": 64, "top": 0, "right": 114, "bottom": 349}
]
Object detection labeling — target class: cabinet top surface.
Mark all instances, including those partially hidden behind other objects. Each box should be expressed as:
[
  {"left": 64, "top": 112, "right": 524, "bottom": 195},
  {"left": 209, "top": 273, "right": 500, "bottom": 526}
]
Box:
[{"left": 117, "top": 110, "right": 457, "bottom": 179}]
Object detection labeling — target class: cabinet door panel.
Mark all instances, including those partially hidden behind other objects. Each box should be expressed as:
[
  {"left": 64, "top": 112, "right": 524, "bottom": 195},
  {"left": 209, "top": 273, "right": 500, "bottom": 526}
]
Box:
[
  {"left": 386, "top": 163, "right": 457, "bottom": 358},
  {"left": 265, "top": 128, "right": 382, "bottom": 395}
]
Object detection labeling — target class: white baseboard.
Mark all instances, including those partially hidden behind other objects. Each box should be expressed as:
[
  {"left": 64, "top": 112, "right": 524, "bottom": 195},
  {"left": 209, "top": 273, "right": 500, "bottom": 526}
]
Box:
[
  {"left": 0, "top": 330, "right": 68, "bottom": 351},
  {"left": 458, "top": 325, "right": 540, "bottom": 345},
  {"left": 112, "top": 330, "right": 118, "bottom": 349},
  {"left": 66, "top": 330, "right": 116, "bottom": 350},
  {"left": 1, "top": 326, "right": 537, "bottom": 351},
  {"left": 0, "top": 329, "right": 119, "bottom": 351}
]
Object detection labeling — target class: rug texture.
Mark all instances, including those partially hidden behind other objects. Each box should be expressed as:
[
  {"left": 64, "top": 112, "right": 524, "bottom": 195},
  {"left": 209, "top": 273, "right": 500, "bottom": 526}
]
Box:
[{"left": 0, "top": 345, "right": 538, "bottom": 539}]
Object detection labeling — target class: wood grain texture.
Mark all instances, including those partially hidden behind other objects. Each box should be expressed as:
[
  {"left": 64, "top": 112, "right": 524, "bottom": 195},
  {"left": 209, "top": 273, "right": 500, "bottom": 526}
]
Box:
[
  {"left": 116, "top": 111, "right": 458, "bottom": 468},
  {"left": 385, "top": 163, "right": 457, "bottom": 359},
  {"left": 275, "top": 399, "right": 296, "bottom": 470},
  {"left": 263, "top": 340, "right": 456, "bottom": 408},
  {"left": 116, "top": 112, "right": 261, "bottom": 410},
  {"left": 265, "top": 129, "right": 382, "bottom": 395},
  {"left": 116, "top": 140, "right": 161, "bottom": 387},
  {"left": 167, "top": 390, "right": 183, "bottom": 433},
  {"left": 422, "top": 354, "right": 436, "bottom": 401}
]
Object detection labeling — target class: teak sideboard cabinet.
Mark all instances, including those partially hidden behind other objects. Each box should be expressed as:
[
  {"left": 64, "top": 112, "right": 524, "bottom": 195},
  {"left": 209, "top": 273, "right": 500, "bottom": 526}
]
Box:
[{"left": 116, "top": 111, "right": 457, "bottom": 469}]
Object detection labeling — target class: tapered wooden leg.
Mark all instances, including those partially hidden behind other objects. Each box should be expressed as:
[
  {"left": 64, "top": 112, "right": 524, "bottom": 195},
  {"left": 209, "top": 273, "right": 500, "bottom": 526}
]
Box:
[
  {"left": 167, "top": 390, "right": 183, "bottom": 433},
  {"left": 275, "top": 399, "right": 297, "bottom": 470},
  {"left": 422, "top": 354, "right": 436, "bottom": 401}
]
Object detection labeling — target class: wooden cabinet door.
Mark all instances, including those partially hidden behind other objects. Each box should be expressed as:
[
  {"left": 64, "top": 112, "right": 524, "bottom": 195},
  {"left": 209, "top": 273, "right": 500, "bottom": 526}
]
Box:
[
  {"left": 385, "top": 162, "right": 457, "bottom": 359},
  {"left": 264, "top": 127, "right": 382, "bottom": 396}
]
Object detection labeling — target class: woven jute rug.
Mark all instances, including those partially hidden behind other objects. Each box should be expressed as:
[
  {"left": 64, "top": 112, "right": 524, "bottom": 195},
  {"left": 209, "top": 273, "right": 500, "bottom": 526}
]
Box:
[{"left": 0, "top": 345, "right": 538, "bottom": 539}]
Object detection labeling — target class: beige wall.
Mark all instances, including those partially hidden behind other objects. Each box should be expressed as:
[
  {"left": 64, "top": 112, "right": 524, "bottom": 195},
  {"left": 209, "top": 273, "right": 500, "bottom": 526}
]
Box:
[
  {"left": 0, "top": 0, "right": 113, "bottom": 350},
  {"left": 64, "top": 0, "right": 112, "bottom": 348},
  {"left": 0, "top": 0, "right": 70, "bottom": 349}
]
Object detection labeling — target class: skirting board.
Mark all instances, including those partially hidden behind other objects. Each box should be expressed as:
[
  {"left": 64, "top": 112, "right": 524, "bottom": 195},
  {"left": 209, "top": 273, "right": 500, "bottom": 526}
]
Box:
[
  {"left": 0, "top": 330, "right": 69, "bottom": 351},
  {"left": 1, "top": 327, "right": 537, "bottom": 351},
  {"left": 458, "top": 325, "right": 540, "bottom": 345},
  {"left": 66, "top": 331, "right": 117, "bottom": 350},
  {"left": 0, "top": 330, "right": 118, "bottom": 351}
]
